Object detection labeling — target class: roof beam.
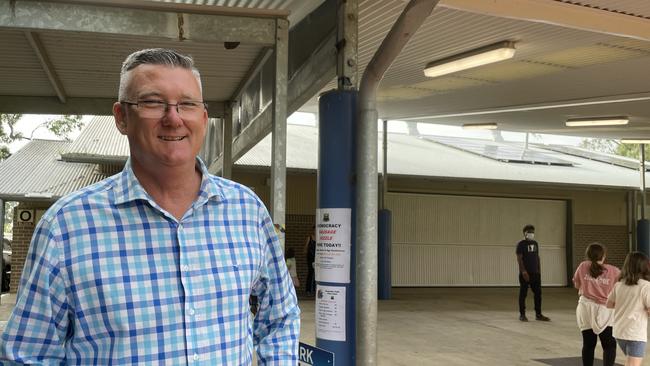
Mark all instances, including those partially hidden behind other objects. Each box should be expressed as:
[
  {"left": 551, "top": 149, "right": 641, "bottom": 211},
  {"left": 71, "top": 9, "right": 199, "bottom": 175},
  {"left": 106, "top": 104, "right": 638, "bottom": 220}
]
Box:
[
  {"left": 399, "top": 91, "right": 650, "bottom": 121},
  {"left": 440, "top": 0, "right": 650, "bottom": 41},
  {"left": 35, "top": 0, "right": 289, "bottom": 18},
  {"left": 0, "top": 96, "right": 225, "bottom": 118},
  {"left": 230, "top": 48, "right": 274, "bottom": 102},
  {"left": 24, "top": 31, "right": 67, "bottom": 103},
  {"left": 288, "top": 32, "right": 336, "bottom": 115},
  {"left": 209, "top": 103, "right": 272, "bottom": 173},
  {"left": 0, "top": 0, "right": 277, "bottom": 45}
]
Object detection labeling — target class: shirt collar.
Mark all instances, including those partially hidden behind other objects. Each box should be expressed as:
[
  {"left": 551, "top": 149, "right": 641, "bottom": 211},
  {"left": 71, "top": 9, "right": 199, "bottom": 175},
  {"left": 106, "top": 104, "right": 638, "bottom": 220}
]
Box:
[{"left": 113, "top": 157, "right": 223, "bottom": 206}]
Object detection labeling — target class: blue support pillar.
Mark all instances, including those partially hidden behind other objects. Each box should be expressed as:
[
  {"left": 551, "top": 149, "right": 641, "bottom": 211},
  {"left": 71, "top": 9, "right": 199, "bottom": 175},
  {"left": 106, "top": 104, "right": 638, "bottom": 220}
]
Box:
[
  {"left": 638, "top": 219, "right": 650, "bottom": 256},
  {"left": 316, "top": 90, "right": 357, "bottom": 365},
  {"left": 378, "top": 209, "right": 391, "bottom": 300}
]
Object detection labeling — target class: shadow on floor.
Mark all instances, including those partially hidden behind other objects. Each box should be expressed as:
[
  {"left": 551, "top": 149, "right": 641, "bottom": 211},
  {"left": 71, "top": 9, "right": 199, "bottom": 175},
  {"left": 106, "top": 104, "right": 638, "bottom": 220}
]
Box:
[{"left": 534, "top": 357, "right": 622, "bottom": 366}]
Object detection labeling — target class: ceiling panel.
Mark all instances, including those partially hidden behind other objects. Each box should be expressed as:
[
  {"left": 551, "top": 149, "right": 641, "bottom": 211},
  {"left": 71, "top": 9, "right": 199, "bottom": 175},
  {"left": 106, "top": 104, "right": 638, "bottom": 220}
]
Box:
[
  {"left": 555, "top": 0, "right": 650, "bottom": 18},
  {"left": 33, "top": 31, "right": 264, "bottom": 100}
]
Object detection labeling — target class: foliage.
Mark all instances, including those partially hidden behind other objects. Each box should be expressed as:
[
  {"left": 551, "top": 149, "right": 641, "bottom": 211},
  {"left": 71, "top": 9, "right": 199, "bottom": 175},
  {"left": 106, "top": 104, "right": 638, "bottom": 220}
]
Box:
[
  {"left": 0, "top": 113, "right": 84, "bottom": 161},
  {"left": 579, "top": 138, "right": 650, "bottom": 160},
  {"left": 30, "top": 114, "right": 84, "bottom": 141},
  {"left": 616, "top": 143, "right": 650, "bottom": 160},
  {"left": 0, "top": 114, "right": 23, "bottom": 145},
  {"left": 579, "top": 138, "right": 619, "bottom": 155},
  {"left": 3, "top": 202, "right": 17, "bottom": 236},
  {"left": 0, "top": 146, "right": 9, "bottom": 161}
]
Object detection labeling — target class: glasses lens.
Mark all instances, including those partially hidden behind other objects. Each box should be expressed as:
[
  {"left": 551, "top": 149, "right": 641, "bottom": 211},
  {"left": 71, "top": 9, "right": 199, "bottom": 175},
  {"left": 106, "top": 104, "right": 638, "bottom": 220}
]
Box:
[
  {"left": 132, "top": 101, "right": 205, "bottom": 118},
  {"left": 137, "top": 101, "right": 166, "bottom": 118},
  {"left": 178, "top": 102, "right": 205, "bottom": 118}
]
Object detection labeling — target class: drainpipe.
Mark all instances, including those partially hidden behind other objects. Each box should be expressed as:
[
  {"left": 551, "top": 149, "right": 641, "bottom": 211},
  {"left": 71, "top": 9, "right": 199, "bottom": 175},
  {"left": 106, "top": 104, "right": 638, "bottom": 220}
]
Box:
[{"left": 356, "top": 1, "right": 438, "bottom": 364}]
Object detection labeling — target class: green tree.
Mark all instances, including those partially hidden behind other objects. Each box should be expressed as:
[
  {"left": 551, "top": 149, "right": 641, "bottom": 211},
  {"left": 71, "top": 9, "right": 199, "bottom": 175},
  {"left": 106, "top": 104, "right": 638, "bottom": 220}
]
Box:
[
  {"left": 0, "top": 114, "right": 84, "bottom": 161},
  {"left": 616, "top": 143, "right": 650, "bottom": 160},
  {"left": 3, "top": 201, "right": 17, "bottom": 235},
  {"left": 579, "top": 138, "right": 619, "bottom": 154},
  {"left": 579, "top": 137, "right": 649, "bottom": 160},
  {"left": 0, "top": 114, "right": 22, "bottom": 160}
]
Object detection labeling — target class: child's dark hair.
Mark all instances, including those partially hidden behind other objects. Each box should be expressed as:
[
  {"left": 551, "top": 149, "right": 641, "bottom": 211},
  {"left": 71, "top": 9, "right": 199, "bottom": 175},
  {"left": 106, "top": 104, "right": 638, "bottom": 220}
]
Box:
[
  {"left": 522, "top": 224, "right": 535, "bottom": 234},
  {"left": 619, "top": 251, "right": 650, "bottom": 285},
  {"left": 585, "top": 242, "right": 605, "bottom": 278}
]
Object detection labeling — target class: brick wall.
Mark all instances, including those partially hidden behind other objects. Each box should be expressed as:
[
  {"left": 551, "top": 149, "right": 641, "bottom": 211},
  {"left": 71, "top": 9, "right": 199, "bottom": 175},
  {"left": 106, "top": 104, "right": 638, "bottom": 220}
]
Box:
[
  {"left": 573, "top": 224, "right": 629, "bottom": 271},
  {"left": 285, "top": 214, "right": 315, "bottom": 297},
  {"left": 11, "top": 203, "right": 49, "bottom": 293}
]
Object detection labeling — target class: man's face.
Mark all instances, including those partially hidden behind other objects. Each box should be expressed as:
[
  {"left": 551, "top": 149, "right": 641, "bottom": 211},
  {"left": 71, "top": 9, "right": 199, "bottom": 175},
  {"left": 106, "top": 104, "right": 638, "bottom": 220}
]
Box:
[{"left": 113, "top": 64, "right": 207, "bottom": 172}]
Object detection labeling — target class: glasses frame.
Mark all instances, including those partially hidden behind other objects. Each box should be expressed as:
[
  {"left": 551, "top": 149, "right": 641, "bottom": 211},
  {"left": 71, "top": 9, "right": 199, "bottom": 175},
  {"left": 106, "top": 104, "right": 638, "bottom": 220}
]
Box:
[{"left": 120, "top": 100, "right": 208, "bottom": 119}]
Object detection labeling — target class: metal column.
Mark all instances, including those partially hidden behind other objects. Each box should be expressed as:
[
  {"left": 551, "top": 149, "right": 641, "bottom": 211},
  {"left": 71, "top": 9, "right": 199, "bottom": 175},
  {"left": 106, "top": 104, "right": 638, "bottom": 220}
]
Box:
[
  {"left": 641, "top": 144, "right": 647, "bottom": 220},
  {"left": 270, "top": 18, "right": 288, "bottom": 247},
  {"left": 638, "top": 144, "right": 649, "bottom": 255},
  {"left": 380, "top": 120, "right": 387, "bottom": 209},
  {"left": 378, "top": 120, "right": 391, "bottom": 300},
  {"left": 222, "top": 103, "right": 233, "bottom": 180},
  {"left": 0, "top": 199, "right": 4, "bottom": 304},
  {"left": 357, "top": 2, "right": 438, "bottom": 364}
]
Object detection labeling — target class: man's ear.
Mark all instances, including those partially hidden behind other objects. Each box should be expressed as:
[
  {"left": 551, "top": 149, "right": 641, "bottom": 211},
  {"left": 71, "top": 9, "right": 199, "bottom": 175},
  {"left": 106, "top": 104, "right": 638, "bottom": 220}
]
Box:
[{"left": 113, "top": 102, "right": 128, "bottom": 135}]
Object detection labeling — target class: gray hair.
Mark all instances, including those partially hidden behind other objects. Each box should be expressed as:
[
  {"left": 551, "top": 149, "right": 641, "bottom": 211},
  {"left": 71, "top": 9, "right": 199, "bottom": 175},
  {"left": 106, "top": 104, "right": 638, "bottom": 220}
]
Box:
[{"left": 118, "top": 48, "right": 203, "bottom": 100}]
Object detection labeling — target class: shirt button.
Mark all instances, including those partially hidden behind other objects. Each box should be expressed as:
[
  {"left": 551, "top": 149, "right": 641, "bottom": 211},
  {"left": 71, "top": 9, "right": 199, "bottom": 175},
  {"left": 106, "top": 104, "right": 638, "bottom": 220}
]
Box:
[
  {"left": 193, "top": 354, "right": 200, "bottom": 361},
  {"left": 189, "top": 308, "right": 195, "bottom": 316},
  {"left": 182, "top": 265, "right": 190, "bottom": 272}
]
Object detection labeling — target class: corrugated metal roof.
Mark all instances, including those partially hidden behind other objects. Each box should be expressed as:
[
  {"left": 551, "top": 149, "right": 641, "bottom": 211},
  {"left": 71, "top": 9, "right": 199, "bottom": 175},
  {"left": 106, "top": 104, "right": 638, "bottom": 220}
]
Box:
[
  {"left": 0, "top": 140, "right": 109, "bottom": 201},
  {"left": 144, "top": 0, "right": 323, "bottom": 24},
  {"left": 237, "top": 124, "right": 648, "bottom": 189},
  {"left": 62, "top": 116, "right": 129, "bottom": 164},
  {"left": 32, "top": 32, "right": 264, "bottom": 101},
  {"left": 555, "top": 0, "right": 650, "bottom": 19},
  {"left": 2, "top": 120, "right": 646, "bottom": 204},
  {"left": 364, "top": 4, "right": 649, "bottom": 90},
  {"left": 66, "top": 116, "right": 647, "bottom": 189},
  {"left": 0, "top": 30, "right": 55, "bottom": 97}
]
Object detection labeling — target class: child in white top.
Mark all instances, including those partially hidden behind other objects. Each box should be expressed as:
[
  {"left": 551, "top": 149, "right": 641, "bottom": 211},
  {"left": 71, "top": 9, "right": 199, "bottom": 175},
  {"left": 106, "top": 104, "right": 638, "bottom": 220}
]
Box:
[{"left": 607, "top": 251, "right": 650, "bottom": 366}]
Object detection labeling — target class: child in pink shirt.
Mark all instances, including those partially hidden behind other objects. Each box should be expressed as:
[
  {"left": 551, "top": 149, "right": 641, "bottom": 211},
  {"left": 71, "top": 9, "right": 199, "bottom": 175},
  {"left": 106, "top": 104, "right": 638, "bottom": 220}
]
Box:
[{"left": 573, "top": 243, "right": 620, "bottom": 366}]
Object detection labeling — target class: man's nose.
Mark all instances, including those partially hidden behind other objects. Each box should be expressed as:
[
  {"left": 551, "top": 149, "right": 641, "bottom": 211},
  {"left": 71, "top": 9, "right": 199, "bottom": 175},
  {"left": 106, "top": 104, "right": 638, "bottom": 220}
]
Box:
[{"left": 162, "top": 104, "right": 183, "bottom": 126}]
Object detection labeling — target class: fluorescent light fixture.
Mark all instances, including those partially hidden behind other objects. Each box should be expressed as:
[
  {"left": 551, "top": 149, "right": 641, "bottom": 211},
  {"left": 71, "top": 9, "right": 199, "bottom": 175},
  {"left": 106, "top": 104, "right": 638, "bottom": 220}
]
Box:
[
  {"left": 621, "top": 139, "right": 650, "bottom": 144},
  {"left": 565, "top": 116, "right": 629, "bottom": 127},
  {"left": 424, "top": 41, "right": 516, "bottom": 78},
  {"left": 462, "top": 123, "right": 498, "bottom": 130}
]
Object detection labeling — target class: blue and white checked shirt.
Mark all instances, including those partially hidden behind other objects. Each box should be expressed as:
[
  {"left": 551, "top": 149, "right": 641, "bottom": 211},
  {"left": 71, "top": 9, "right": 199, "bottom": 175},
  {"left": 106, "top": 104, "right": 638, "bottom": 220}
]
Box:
[{"left": 0, "top": 158, "right": 300, "bottom": 365}]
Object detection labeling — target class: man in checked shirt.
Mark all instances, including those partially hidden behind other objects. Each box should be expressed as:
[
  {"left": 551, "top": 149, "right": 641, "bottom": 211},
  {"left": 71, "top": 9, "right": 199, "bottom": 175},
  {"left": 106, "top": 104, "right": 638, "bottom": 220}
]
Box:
[{"left": 0, "top": 48, "right": 300, "bottom": 365}]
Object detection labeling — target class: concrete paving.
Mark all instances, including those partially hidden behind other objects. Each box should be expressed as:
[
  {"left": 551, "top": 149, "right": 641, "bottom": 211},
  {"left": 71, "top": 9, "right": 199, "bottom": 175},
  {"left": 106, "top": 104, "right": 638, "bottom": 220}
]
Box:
[{"left": 1, "top": 287, "right": 648, "bottom": 365}]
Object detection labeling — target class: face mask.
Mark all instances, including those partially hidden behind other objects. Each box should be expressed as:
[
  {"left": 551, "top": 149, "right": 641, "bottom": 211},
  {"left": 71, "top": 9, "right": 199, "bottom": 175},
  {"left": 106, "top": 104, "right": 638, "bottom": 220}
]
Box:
[{"left": 525, "top": 232, "right": 534, "bottom": 240}]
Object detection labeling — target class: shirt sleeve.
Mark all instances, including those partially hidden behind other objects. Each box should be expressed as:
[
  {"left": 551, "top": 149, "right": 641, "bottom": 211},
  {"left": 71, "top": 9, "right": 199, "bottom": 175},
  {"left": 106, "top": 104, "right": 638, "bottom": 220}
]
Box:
[
  {"left": 572, "top": 262, "right": 582, "bottom": 290},
  {"left": 607, "top": 283, "right": 618, "bottom": 305},
  {"left": 515, "top": 242, "right": 522, "bottom": 255},
  {"left": 252, "top": 206, "right": 301, "bottom": 365},
  {"left": 0, "top": 217, "right": 70, "bottom": 364},
  {"left": 642, "top": 282, "right": 650, "bottom": 309}
]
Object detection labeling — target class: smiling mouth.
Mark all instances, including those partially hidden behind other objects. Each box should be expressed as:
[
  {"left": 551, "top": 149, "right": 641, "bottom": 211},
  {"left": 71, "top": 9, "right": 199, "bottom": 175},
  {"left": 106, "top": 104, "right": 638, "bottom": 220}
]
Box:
[{"left": 159, "top": 136, "right": 186, "bottom": 141}]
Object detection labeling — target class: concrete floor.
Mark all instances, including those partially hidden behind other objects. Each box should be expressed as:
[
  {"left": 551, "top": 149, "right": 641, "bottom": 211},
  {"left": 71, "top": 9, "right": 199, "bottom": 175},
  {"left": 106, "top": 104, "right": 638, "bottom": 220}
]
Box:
[{"left": 1, "top": 287, "right": 648, "bottom": 365}]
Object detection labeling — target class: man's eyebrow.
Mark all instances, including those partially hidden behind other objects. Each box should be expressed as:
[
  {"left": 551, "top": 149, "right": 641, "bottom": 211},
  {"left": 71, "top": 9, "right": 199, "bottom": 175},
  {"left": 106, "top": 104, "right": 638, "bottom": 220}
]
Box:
[{"left": 137, "top": 92, "right": 163, "bottom": 99}]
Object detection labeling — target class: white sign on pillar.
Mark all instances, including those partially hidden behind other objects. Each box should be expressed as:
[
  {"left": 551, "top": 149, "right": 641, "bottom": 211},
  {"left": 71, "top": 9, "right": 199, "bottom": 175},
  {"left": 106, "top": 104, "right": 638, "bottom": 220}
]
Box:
[
  {"left": 315, "top": 285, "right": 346, "bottom": 341},
  {"left": 314, "top": 208, "right": 351, "bottom": 283}
]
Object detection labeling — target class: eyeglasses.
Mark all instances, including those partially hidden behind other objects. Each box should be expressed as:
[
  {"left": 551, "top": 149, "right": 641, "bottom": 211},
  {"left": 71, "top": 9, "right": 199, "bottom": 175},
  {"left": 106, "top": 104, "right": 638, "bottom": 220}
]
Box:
[{"left": 121, "top": 100, "right": 207, "bottom": 119}]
